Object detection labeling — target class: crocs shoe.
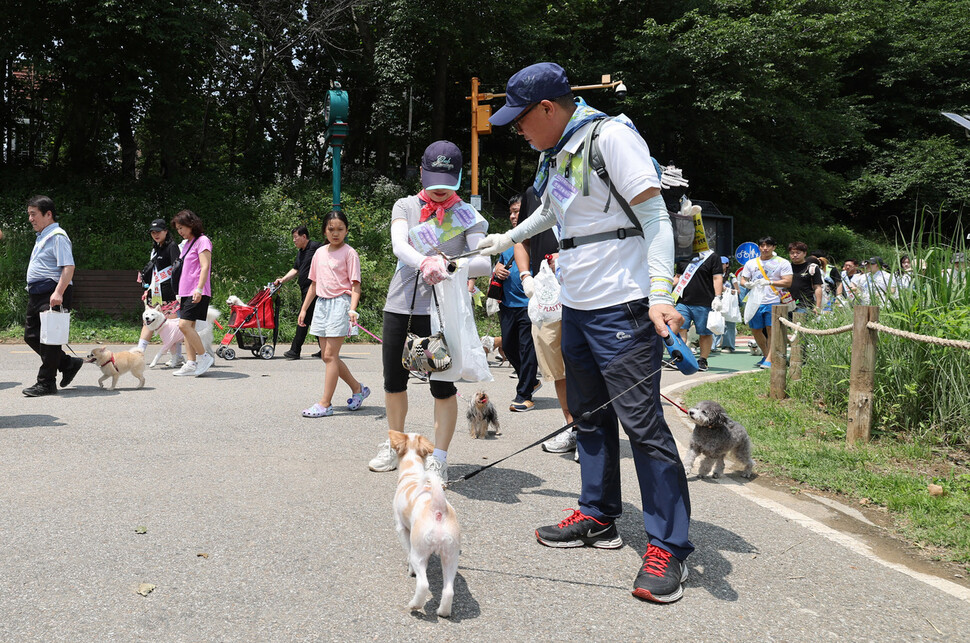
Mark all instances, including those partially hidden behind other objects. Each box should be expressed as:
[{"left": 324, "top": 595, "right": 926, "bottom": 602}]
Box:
[
  {"left": 347, "top": 385, "right": 371, "bottom": 411},
  {"left": 302, "top": 403, "right": 333, "bottom": 418}
]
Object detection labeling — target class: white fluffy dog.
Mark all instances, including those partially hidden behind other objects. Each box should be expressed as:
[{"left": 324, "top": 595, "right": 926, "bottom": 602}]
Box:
[
  {"left": 685, "top": 400, "right": 755, "bottom": 479},
  {"left": 226, "top": 295, "right": 246, "bottom": 308},
  {"left": 142, "top": 303, "right": 220, "bottom": 368},
  {"left": 389, "top": 430, "right": 461, "bottom": 618}
]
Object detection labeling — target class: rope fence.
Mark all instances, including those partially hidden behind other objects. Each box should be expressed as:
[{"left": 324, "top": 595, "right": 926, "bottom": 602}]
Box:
[{"left": 766, "top": 304, "right": 970, "bottom": 444}]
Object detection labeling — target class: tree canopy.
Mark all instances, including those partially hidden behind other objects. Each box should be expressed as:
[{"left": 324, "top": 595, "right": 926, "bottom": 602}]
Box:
[{"left": 2, "top": 0, "right": 968, "bottom": 233}]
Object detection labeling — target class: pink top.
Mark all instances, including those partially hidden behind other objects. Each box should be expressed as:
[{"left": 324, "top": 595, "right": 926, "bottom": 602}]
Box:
[
  {"left": 309, "top": 243, "right": 361, "bottom": 298},
  {"left": 177, "top": 235, "right": 213, "bottom": 297}
]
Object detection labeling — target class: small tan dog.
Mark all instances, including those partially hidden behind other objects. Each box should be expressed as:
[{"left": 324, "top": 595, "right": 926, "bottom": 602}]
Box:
[
  {"left": 389, "top": 430, "right": 461, "bottom": 618},
  {"left": 85, "top": 347, "right": 146, "bottom": 390},
  {"left": 466, "top": 391, "right": 500, "bottom": 439}
]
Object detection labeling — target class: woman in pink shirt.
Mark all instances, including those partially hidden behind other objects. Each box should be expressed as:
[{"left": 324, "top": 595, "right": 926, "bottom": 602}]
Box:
[
  {"left": 298, "top": 211, "right": 368, "bottom": 417},
  {"left": 171, "top": 209, "right": 215, "bottom": 377}
]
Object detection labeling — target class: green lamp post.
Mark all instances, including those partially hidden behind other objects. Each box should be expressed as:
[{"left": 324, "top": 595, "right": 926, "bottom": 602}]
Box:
[{"left": 324, "top": 82, "right": 350, "bottom": 211}]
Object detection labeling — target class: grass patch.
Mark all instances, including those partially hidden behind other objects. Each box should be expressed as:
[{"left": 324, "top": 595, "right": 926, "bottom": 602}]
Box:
[{"left": 682, "top": 371, "right": 970, "bottom": 569}]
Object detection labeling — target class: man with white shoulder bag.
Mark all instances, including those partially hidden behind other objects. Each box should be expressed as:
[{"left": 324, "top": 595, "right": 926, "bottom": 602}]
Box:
[
  {"left": 23, "top": 195, "right": 83, "bottom": 397},
  {"left": 739, "top": 236, "right": 793, "bottom": 370}
]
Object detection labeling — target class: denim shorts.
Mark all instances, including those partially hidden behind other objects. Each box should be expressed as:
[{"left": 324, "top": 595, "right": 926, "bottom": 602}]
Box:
[
  {"left": 674, "top": 303, "right": 712, "bottom": 335},
  {"left": 309, "top": 294, "right": 351, "bottom": 337}
]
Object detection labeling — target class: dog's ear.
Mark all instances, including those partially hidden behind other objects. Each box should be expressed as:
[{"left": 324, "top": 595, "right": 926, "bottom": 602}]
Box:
[
  {"left": 388, "top": 430, "right": 408, "bottom": 456},
  {"left": 712, "top": 403, "right": 727, "bottom": 427},
  {"left": 414, "top": 435, "right": 435, "bottom": 459}
]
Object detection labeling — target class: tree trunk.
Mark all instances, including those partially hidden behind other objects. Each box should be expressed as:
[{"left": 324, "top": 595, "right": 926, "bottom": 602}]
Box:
[{"left": 114, "top": 100, "right": 137, "bottom": 180}]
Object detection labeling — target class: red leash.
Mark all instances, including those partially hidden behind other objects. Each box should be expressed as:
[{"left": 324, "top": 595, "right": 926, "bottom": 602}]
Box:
[{"left": 661, "top": 393, "right": 688, "bottom": 414}]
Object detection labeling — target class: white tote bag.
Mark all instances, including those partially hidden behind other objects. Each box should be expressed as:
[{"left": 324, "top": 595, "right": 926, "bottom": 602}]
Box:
[
  {"left": 431, "top": 263, "right": 493, "bottom": 383},
  {"left": 40, "top": 308, "right": 71, "bottom": 345}
]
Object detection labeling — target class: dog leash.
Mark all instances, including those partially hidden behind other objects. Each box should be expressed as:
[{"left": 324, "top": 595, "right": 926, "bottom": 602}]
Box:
[
  {"left": 451, "top": 361, "right": 670, "bottom": 485},
  {"left": 661, "top": 393, "right": 689, "bottom": 414}
]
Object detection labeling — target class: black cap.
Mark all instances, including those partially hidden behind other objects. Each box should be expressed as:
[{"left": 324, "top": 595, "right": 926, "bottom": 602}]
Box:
[
  {"left": 863, "top": 256, "right": 883, "bottom": 267},
  {"left": 149, "top": 218, "right": 168, "bottom": 232}
]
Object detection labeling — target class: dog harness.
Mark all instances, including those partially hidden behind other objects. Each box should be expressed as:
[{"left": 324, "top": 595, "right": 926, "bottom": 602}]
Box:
[{"left": 98, "top": 354, "right": 119, "bottom": 373}]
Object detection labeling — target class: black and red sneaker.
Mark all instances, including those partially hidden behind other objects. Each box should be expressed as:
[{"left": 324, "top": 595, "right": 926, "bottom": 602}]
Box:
[
  {"left": 535, "top": 508, "right": 623, "bottom": 549},
  {"left": 632, "top": 544, "right": 688, "bottom": 603}
]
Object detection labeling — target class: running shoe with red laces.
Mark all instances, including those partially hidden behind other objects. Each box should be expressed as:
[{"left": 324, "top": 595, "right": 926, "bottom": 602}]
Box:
[
  {"left": 632, "top": 543, "right": 688, "bottom": 603},
  {"left": 535, "top": 508, "right": 623, "bottom": 549}
]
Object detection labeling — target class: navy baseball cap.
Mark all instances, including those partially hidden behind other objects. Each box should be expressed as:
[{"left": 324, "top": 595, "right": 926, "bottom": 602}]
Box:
[
  {"left": 489, "top": 62, "right": 572, "bottom": 127},
  {"left": 421, "top": 140, "right": 463, "bottom": 190}
]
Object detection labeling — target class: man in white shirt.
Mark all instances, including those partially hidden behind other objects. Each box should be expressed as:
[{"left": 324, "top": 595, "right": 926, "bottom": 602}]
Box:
[
  {"left": 858, "top": 256, "right": 895, "bottom": 304},
  {"left": 739, "top": 237, "right": 793, "bottom": 369},
  {"left": 479, "top": 62, "right": 691, "bottom": 604}
]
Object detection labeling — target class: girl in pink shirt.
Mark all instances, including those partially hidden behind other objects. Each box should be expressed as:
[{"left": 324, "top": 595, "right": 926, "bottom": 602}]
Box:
[{"left": 298, "top": 211, "right": 368, "bottom": 417}]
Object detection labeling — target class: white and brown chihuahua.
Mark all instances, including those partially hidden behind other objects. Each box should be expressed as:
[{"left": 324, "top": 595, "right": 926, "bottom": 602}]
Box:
[{"left": 388, "top": 430, "right": 461, "bottom": 618}]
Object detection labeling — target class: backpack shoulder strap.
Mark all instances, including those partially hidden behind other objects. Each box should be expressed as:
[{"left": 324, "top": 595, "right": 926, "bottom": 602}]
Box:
[{"left": 582, "top": 118, "right": 641, "bottom": 233}]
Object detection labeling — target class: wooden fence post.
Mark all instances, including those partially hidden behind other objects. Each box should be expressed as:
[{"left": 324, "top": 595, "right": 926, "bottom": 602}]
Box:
[
  {"left": 847, "top": 305, "right": 879, "bottom": 444},
  {"left": 769, "top": 304, "right": 788, "bottom": 399},
  {"left": 789, "top": 311, "right": 806, "bottom": 381}
]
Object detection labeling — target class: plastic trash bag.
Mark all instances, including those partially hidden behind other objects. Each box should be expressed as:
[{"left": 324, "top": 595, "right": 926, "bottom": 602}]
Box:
[
  {"left": 528, "top": 261, "right": 562, "bottom": 326},
  {"left": 707, "top": 309, "right": 726, "bottom": 335},
  {"left": 431, "top": 262, "right": 493, "bottom": 383},
  {"left": 743, "top": 285, "right": 766, "bottom": 324}
]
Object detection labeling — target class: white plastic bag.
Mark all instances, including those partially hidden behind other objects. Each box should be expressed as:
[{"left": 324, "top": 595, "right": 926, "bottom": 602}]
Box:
[
  {"left": 707, "top": 309, "right": 726, "bottom": 335},
  {"left": 743, "top": 285, "right": 765, "bottom": 324},
  {"left": 722, "top": 290, "right": 742, "bottom": 323},
  {"left": 40, "top": 308, "right": 70, "bottom": 345},
  {"left": 485, "top": 297, "right": 500, "bottom": 317},
  {"left": 431, "top": 262, "right": 493, "bottom": 383},
  {"left": 528, "top": 261, "right": 562, "bottom": 326}
]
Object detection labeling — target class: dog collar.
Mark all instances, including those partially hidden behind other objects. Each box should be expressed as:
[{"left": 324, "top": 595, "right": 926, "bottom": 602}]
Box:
[{"left": 98, "top": 354, "right": 118, "bottom": 372}]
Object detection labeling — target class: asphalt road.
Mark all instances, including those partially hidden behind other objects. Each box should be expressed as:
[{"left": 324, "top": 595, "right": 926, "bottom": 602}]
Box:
[{"left": 1, "top": 341, "right": 968, "bottom": 641}]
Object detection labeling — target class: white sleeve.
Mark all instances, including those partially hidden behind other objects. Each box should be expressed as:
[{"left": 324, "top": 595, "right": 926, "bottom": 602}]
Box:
[
  {"left": 390, "top": 218, "right": 426, "bottom": 270},
  {"left": 462, "top": 232, "right": 492, "bottom": 277},
  {"left": 508, "top": 200, "right": 557, "bottom": 244},
  {"left": 631, "top": 195, "right": 675, "bottom": 307}
]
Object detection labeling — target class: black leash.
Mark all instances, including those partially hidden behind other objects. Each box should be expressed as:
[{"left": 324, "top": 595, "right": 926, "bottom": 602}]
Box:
[{"left": 450, "top": 360, "right": 672, "bottom": 484}]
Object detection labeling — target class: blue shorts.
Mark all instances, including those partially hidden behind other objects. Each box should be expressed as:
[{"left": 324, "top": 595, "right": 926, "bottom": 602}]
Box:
[
  {"left": 747, "top": 303, "right": 775, "bottom": 330},
  {"left": 309, "top": 293, "right": 351, "bottom": 337},
  {"left": 674, "top": 303, "right": 712, "bottom": 335}
]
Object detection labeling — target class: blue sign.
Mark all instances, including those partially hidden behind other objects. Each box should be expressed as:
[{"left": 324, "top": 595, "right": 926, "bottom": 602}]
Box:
[{"left": 735, "top": 242, "right": 760, "bottom": 265}]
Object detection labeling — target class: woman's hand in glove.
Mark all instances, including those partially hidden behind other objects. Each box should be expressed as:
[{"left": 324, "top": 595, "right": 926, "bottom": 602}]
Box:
[
  {"left": 420, "top": 255, "right": 449, "bottom": 285},
  {"left": 476, "top": 233, "right": 513, "bottom": 256}
]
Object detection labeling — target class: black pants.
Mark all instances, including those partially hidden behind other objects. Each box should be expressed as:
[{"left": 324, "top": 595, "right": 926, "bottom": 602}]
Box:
[
  {"left": 382, "top": 311, "right": 456, "bottom": 399},
  {"left": 24, "top": 286, "right": 75, "bottom": 387},
  {"left": 500, "top": 304, "right": 539, "bottom": 401},
  {"left": 290, "top": 286, "right": 317, "bottom": 354}
]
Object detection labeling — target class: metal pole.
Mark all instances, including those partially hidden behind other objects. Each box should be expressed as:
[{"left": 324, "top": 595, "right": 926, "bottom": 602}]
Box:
[
  {"left": 332, "top": 144, "right": 342, "bottom": 211},
  {"left": 471, "top": 77, "right": 480, "bottom": 202}
]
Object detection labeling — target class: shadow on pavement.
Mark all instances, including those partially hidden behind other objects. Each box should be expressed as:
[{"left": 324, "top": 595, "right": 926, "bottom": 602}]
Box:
[
  {"left": 447, "top": 466, "right": 574, "bottom": 504},
  {"left": 0, "top": 414, "right": 67, "bottom": 429},
  {"left": 0, "top": 381, "right": 19, "bottom": 391}
]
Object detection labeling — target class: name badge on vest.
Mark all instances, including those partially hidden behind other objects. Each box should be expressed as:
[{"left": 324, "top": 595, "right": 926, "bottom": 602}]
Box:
[{"left": 549, "top": 173, "right": 578, "bottom": 226}]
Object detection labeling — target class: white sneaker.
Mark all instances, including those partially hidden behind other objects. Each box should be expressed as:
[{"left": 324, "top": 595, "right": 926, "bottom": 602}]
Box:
[
  {"left": 368, "top": 439, "right": 398, "bottom": 472},
  {"left": 173, "top": 361, "right": 197, "bottom": 377},
  {"left": 195, "top": 352, "right": 215, "bottom": 376},
  {"left": 166, "top": 355, "right": 185, "bottom": 369},
  {"left": 425, "top": 456, "right": 448, "bottom": 486},
  {"left": 542, "top": 428, "right": 577, "bottom": 453}
]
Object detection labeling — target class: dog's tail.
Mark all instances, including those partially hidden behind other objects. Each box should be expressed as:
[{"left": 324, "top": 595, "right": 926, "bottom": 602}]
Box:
[
  {"left": 206, "top": 306, "right": 221, "bottom": 323},
  {"left": 428, "top": 475, "right": 448, "bottom": 523}
]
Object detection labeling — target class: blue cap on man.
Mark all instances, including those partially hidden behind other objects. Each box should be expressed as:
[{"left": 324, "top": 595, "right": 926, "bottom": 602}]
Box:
[{"left": 489, "top": 62, "right": 572, "bottom": 127}]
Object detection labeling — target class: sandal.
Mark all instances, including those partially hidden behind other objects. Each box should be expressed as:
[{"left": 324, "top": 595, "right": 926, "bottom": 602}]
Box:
[
  {"left": 302, "top": 403, "right": 333, "bottom": 418},
  {"left": 347, "top": 385, "right": 371, "bottom": 411}
]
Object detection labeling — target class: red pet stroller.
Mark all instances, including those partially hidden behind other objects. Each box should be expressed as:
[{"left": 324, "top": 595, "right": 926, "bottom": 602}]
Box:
[{"left": 217, "top": 282, "right": 281, "bottom": 360}]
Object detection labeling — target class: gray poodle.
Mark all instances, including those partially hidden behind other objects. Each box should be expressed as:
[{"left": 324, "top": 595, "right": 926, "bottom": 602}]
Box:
[{"left": 685, "top": 400, "right": 755, "bottom": 479}]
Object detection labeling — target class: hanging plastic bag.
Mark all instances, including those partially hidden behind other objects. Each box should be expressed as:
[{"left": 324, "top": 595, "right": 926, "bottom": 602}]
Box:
[
  {"left": 707, "top": 309, "right": 726, "bottom": 335},
  {"left": 40, "top": 307, "right": 71, "bottom": 345},
  {"left": 528, "top": 261, "right": 562, "bottom": 326},
  {"left": 722, "top": 290, "right": 742, "bottom": 323},
  {"left": 431, "top": 262, "right": 493, "bottom": 383},
  {"left": 485, "top": 297, "right": 500, "bottom": 317},
  {"left": 743, "top": 285, "right": 765, "bottom": 324}
]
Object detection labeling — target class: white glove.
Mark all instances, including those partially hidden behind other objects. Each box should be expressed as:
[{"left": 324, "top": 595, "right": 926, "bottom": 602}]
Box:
[
  {"left": 477, "top": 233, "right": 514, "bottom": 256},
  {"left": 751, "top": 277, "right": 771, "bottom": 289},
  {"left": 420, "top": 256, "right": 449, "bottom": 285},
  {"left": 522, "top": 275, "right": 535, "bottom": 298},
  {"left": 659, "top": 164, "right": 689, "bottom": 189},
  {"left": 348, "top": 310, "right": 359, "bottom": 324},
  {"left": 710, "top": 296, "right": 722, "bottom": 312}
]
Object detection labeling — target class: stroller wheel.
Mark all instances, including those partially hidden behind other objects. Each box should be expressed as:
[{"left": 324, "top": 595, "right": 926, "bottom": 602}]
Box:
[
  {"left": 259, "top": 345, "right": 275, "bottom": 360},
  {"left": 216, "top": 346, "right": 225, "bottom": 358},
  {"left": 224, "top": 348, "right": 236, "bottom": 360}
]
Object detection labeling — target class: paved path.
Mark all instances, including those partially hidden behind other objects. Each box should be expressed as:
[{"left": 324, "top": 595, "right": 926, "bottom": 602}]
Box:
[{"left": 1, "top": 342, "right": 967, "bottom": 641}]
